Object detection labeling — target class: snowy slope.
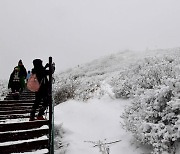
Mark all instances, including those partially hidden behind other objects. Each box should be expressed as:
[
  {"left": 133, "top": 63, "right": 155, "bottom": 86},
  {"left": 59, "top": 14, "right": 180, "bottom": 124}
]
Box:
[
  {"left": 53, "top": 48, "right": 180, "bottom": 154},
  {"left": 54, "top": 97, "right": 152, "bottom": 154}
]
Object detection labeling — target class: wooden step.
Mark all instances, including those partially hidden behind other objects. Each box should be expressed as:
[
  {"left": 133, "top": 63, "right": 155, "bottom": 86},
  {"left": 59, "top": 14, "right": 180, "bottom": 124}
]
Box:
[
  {"left": 0, "top": 128, "right": 49, "bottom": 142},
  {"left": 0, "top": 110, "right": 32, "bottom": 115},
  {"left": 0, "top": 103, "right": 42, "bottom": 107},
  {"left": 0, "top": 100, "right": 35, "bottom": 103},
  {"left": 5, "top": 91, "right": 35, "bottom": 100},
  {"left": 7, "top": 94, "right": 35, "bottom": 97},
  {"left": 5, "top": 95, "right": 35, "bottom": 98},
  {"left": 0, "top": 103, "right": 34, "bottom": 107},
  {"left": 0, "top": 114, "right": 30, "bottom": 120},
  {"left": 5, "top": 97, "right": 35, "bottom": 100},
  {"left": 4, "top": 97, "right": 35, "bottom": 100},
  {"left": 0, "top": 120, "right": 49, "bottom": 132},
  {"left": 8, "top": 91, "right": 35, "bottom": 94},
  {"left": 7, "top": 93, "right": 35, "bottom": 96},
  {"left": 0, "top": 107, "right": 39, "bottom": 112},
  {"left": 20, "top": 91, "right": 35, "bottom": 94},
  {"left": 0, "top": 106, "right": 33, "bottom": 110},
  {"left": 0, "top": 139, "right": 49, "bottom": 153}
]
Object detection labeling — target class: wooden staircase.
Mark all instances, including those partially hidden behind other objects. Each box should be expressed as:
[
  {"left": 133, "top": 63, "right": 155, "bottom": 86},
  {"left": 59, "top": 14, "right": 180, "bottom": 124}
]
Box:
[
  {"left": 0, "top": 90, "right": 50, "bottom": 153},
  {"left": 4, "top": 91, "right": 36, "bottom": 100}
]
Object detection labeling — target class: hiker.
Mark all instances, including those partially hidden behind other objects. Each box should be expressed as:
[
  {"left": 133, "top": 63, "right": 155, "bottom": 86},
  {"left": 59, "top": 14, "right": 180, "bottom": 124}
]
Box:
[
  {"left": 29, "top": 59, "right": 55, "bottom": 121},
  {"left": 8, "top": 67, "right": 21, "bottom": 99},
  {"left": 17, "top": 60, "right": 27, "bottom": 92},
  {"left": 26, "top": 70, "right": 31, "bottom": 83}
]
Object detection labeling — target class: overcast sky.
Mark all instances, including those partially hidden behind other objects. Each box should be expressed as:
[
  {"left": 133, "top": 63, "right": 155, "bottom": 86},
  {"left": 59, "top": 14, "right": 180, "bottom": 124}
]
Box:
[{"left": 0, "top": 0, "right": 180, "bottom": 80}]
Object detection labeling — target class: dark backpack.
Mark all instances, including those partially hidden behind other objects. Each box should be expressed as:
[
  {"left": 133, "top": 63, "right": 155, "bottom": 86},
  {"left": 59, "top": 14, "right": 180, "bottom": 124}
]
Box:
[{"left": 13, "top": 71, "right": 20, "bottom": 82}]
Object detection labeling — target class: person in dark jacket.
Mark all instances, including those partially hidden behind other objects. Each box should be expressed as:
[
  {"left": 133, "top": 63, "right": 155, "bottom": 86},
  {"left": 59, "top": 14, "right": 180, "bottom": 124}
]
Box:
[
  {"left": 8, "top": 66, "right": 22, "bottom": 100},
  {"left": 8, "top": 66, "right": 21, "bottom": 93},
  {"left": 29, "top": 59, "right": 55, "bottom": 121},
  {"left": 17, "top": 60, "right": 27, "bottom": 92}
]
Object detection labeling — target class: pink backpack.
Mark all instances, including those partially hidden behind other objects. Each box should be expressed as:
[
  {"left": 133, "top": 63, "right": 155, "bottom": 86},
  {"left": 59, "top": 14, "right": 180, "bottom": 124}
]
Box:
[{"left": 27, "top": 74, "right": 40, "bottom": 92}]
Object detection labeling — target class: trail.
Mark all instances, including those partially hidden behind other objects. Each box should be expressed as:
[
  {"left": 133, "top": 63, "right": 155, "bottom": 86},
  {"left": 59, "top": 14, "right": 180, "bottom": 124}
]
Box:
[{"left": 54, "top": 97, "right": 152, "bottom": 154}]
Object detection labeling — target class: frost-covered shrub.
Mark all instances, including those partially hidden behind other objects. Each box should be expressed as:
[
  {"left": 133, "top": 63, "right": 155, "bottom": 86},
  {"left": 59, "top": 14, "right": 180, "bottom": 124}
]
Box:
[
  {"left": 110, "top": 56, "right": 178, "bottom": 99},
  {"left": 54, "top": 124, "right": 68, "bottom": 153},
  {"left": 54, "top": 72, "right": 101, "bottom": 103},
  {"left": 119, "top": 51, "right": 180, "bottom": 153},
  {"left": 54, "top": 74, "right": 80, "bottom": 104},
  {"left": 0, "top": 80, "right": 8, "bottom": 100},
  {"left": 122, "top": 81, "right": 180, "bottom": 153},
  {"left": 113, "top": 79, "right": 132, "bottom": 98},
  {"left": 74, "top": 77, "right": 101, "bottom": 101},
  {"left": 54, "top": 49, "right": 180, "bottom": 103},
  {"left": 54, "top": 86, "right": 75, "bottom": 104}
]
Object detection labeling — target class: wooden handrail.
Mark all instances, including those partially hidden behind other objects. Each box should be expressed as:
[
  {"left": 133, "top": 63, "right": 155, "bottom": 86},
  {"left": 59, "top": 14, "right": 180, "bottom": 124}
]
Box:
[{"left": 48, "top": 57, "right": 54, "bottom": 154}]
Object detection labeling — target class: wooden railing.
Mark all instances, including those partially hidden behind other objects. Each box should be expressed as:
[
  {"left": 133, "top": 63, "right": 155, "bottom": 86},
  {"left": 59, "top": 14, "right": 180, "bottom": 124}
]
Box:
[{"left": 48, "top": 56, "right": 54, "bottom": 154}]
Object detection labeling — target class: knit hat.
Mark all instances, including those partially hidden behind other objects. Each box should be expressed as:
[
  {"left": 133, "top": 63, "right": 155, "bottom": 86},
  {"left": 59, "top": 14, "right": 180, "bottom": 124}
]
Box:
[{"left": 18, "top": 60, "right": 23, "bottom": 65}]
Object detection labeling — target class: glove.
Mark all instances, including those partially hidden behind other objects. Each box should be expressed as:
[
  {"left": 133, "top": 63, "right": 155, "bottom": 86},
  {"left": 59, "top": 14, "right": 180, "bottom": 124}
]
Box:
[
  {"left": 52, "top": 62, "right": 55, "bottom": 73},
  {"left": 45, "top": 63, "right": 49, "bottom": 68}
]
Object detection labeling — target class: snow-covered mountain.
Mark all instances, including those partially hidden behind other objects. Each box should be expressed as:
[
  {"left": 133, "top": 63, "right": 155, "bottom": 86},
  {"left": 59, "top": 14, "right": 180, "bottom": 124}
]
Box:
[
  {"left": 54, "top": 48, "right": 180, "bottom": 102},
  {"left": 53, "top": 48, "right": 180, "bottom": 154}
]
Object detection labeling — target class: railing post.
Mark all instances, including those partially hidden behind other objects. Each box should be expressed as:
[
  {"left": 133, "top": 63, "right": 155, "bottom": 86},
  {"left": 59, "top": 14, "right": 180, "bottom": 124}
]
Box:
[{"left": 48, "top": 57, "right": 54, "bottom": 154}]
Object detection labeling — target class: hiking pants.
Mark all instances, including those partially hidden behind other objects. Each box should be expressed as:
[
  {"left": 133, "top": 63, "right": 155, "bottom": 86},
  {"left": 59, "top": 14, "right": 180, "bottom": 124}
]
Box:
[
  {"left": 30, "top": 89, "right": 49, "bottom": 119},
  {"left": 11, "top": 81, "right": 21, "bottom": 93}
]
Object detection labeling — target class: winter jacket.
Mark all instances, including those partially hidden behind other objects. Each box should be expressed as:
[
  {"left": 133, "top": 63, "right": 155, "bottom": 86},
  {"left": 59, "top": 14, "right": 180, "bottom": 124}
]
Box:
[
  {"left": 18, "top": 65, "right": 27, "bottom": 89},
  {"left": 31, "top": 59, "right": 51, "bottom": 94},
  {"left": 8, "top": 67, "right": 21, "bottom": 89}
]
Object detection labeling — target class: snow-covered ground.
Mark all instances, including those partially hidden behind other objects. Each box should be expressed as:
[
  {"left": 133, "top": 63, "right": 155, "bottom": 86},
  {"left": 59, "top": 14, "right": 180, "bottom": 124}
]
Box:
[{"left": 54, "top": 96, "right": 152, "bottom": 154}]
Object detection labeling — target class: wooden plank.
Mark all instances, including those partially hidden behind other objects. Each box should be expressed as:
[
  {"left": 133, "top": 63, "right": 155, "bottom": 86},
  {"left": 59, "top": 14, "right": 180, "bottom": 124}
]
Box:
[
  {"left": 19, "top": 92, "right": 35, "bottom": 94},
  {"left": 0, "top": 100, "right": 35, "bottom": 103},
  {"left": 0, "top": 103, "right": 34, "bottom": 107},
  {"left": 0, "top": 107, "right": 39, "bottom": 112},
  {"left": 7, "top": 93, "right": 35, "bottom": 95},
  {"left": 5, "top": 96, "right": 35, "bottom": 100},
  {"left": 0, "top": 128, "right": 49, "bottom": 142},
  {"left": 0, "top": 110, "right": 32, "bottom": 115},
  {"left": 0, "top": 120, "right": 49, "bottom": 132},
  {"left": 0, "top": 139, "right": 49, "bottom": 153},
  {"left": 0, "top": 104, "right": 43, "bottom": 108},
  {"left": 5, "top": 97, "right": 35, "bottom": 100},
  {"left": 0, "top": 106, "right": 33, "bottom": 110},
  {"left": 6, "top": 95, "right": 35, "bottom": 97},
  {"left": 0, "top": 114, "right": 30, "bottom": 120}
]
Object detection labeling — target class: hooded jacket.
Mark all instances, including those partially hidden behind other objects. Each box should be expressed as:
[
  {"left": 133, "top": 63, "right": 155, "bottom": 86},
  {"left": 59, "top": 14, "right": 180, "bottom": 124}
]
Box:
[{"left": 32, "top": 59, "right": 49, "bottom": 93}]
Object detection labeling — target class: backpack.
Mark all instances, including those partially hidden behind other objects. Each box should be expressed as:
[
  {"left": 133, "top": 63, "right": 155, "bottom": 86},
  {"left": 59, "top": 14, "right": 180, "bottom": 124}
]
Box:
[
  {"left": 13, "top": 71, "right": 20, "bottom": 82},
  {"left": 27, "top": 74, "right": 41, "bottom": 92}
]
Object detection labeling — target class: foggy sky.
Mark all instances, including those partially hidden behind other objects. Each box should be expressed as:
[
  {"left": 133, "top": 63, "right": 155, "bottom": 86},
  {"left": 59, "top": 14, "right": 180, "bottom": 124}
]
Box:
[{"left": 0, "top": 0, "right": 180, "bottom": 80}]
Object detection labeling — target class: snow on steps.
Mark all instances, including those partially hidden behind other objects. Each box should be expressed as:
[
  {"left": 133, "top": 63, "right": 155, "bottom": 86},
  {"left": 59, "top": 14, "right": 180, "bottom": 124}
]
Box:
[
  {"left": 0, "top": 90, "right": 50, "bottom": 153},
  {"left": 0, "top": 121, "right": 49, "bottom": 153},
  {"left": 0, "top": 101, "right": 42, "bottom": 120},
  {"left": 4, "top": 91, "right": 35, "bottom": 100},
  {"left": 0, "top": 99, "right": 35, "bottom": 119}
]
